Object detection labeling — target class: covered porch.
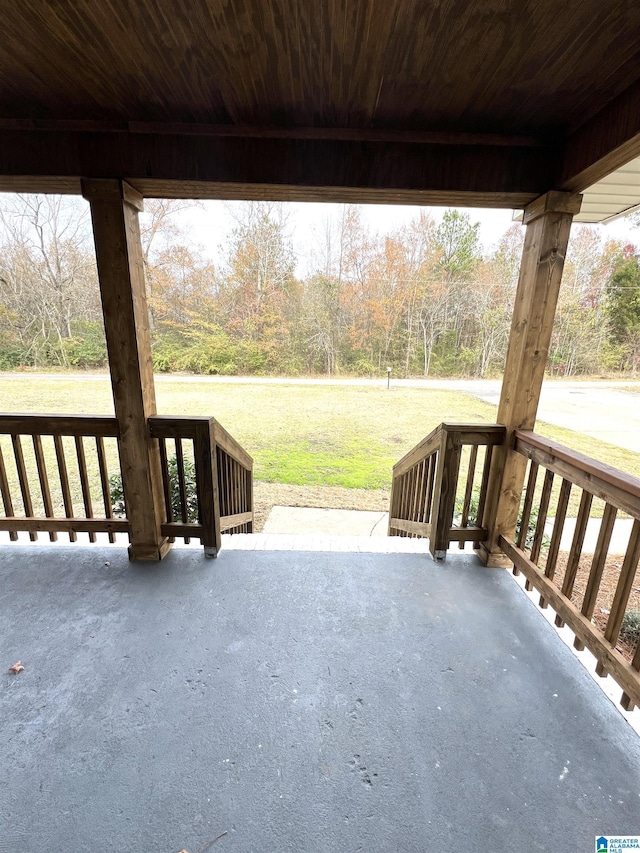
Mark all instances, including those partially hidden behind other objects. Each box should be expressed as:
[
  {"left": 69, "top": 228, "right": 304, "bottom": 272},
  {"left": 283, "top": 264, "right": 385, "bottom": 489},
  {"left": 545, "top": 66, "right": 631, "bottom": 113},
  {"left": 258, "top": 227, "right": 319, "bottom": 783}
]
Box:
[{"left": 2, "top": 1, "right": 640, "bottom": 847}]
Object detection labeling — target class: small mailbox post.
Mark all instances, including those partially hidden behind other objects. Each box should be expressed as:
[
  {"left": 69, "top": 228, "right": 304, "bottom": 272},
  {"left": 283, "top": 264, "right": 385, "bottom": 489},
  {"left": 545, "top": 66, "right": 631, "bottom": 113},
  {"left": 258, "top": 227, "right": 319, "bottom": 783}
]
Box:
[{"left": 386, "top": 366, "right": 392, "bottom": 390}]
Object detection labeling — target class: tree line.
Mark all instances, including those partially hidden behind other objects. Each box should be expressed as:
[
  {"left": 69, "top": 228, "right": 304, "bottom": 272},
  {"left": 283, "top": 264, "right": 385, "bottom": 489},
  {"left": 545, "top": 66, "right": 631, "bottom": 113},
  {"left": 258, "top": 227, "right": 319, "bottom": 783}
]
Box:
[{"left": 1, "top": 195, "right": 639, "bottom": 377}]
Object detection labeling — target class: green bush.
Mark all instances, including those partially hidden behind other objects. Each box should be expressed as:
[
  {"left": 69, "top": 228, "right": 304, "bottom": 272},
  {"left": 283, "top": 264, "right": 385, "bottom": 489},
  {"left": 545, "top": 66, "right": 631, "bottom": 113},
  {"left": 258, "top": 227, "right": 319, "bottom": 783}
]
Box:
[
  {"left": 61, "top": 321, "right": 108, "bottom": 367},
  {"left": 110, "top": 455, "right": 198, "bottom": 522},
  {"left": 454, "top": 487, "right": 548, "bottom": 552},
  {"left": 621, "top": 610, "right": 640, "bottom": 645}
]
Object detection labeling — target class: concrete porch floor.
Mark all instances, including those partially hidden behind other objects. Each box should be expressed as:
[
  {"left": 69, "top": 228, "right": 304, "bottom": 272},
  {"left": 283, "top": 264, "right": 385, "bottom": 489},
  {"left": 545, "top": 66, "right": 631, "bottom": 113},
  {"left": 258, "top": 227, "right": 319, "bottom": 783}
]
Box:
[{"left": 2, "top": 545, "right": 640, "bottom": 852}]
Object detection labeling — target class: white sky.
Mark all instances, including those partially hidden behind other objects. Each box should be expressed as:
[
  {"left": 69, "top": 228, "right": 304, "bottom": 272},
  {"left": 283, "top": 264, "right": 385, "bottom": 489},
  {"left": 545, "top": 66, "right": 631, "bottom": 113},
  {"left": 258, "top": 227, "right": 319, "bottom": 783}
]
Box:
[{"left": 177, "top": 201, "right": 640, "bottom": 277}]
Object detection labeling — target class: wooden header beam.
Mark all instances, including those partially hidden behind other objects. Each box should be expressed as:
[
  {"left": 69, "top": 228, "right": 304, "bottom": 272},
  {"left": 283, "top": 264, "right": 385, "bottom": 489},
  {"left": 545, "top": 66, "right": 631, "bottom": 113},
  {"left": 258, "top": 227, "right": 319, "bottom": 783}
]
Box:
[{"left": 0, "top": 128, "right": 555, "bottom": 206}]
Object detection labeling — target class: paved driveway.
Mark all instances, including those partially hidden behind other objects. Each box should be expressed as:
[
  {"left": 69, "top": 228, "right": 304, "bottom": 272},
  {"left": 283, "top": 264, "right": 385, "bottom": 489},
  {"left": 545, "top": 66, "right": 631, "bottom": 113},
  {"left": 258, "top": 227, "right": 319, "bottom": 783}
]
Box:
[{"left": 463, "top": 380, "right": 640, "bottom": 453}]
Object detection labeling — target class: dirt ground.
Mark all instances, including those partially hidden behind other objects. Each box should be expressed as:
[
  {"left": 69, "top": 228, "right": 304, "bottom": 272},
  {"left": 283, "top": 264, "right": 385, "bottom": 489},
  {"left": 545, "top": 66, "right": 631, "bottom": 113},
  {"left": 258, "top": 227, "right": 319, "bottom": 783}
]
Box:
[{"left": 252, "top": 481, "right": 390, "bottom": 532}]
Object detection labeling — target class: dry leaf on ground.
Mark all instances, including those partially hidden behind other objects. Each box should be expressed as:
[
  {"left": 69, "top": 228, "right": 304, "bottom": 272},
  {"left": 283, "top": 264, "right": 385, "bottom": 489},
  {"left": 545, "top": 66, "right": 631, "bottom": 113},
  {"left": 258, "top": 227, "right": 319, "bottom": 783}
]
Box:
[{"left": 9, "top": 661, "right": 24, "bottom": 674}]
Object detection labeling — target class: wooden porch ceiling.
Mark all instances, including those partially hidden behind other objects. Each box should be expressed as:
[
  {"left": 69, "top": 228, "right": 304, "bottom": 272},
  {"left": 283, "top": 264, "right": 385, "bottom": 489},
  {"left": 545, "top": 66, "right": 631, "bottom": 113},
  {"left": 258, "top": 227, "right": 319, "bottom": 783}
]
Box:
[{"left": 0, "top": 1, "right": 639, "bottom": 206}]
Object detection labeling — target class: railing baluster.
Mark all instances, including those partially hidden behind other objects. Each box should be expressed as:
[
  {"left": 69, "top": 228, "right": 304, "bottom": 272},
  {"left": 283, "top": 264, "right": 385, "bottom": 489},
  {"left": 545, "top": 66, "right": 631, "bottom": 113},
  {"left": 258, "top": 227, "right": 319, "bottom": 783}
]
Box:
[
  {"left": 397, "top": 472, "right": 407, "bottom": 536},
  {"left": 174, "top": 437, "right": 190, "bottom": 543},
  {"left": 539, "top": 478, "right": 572, "bottom": 608},
  {"left": 407, "top": 468, "right": 416, "bottom": 539},
  {"left": 555, "top": 490, "right": 593, "bottom": 628},
  {"left": 424, "top": 454, "right": 436, "bottom": 525},
  {"left": 95, "top": 436, "right": 116, "bottom": 543},
  {"left": 75, "top": 435, "right": 96, "bottom": 543},
  {"left": 517, "top": 461, "right": 539, "bottom": 551},
  {"left": 0, "top": 442, "right": 18, "bottom": 540},
  {"left": 32, "top": 434, "right": 57, "bottom": 541},
  {"left": 574, "top": 502, "right": 617, "bottom": 651},
  {"left": 474, "top": 444, "right": 493, "bottom": 549},
  {"left": 246, "top": 465, "right": 253, "bottom": 533},
  {"left": 157, "top": 436, "right": 174, "bottom": 543},
  {"left": 409, "top": 463, "right": 419, "bottom": 530},
  {"left": 596, "top": 519, "right": 640, "bottom": 678},
  {"left": 12, "top": 435, "right": 37, "bottom": 541},
  {"left": 54, "top": 435, "right": 77, "bottom": 542},
  {"left": 459, "top": 444, "right": 478, "bottom": 549},
  {"left": 416, "top": 458, "right": 427, "bottom": 523},
  {"left": 526, "top": 468, "right": 553, "bottom": 589}
]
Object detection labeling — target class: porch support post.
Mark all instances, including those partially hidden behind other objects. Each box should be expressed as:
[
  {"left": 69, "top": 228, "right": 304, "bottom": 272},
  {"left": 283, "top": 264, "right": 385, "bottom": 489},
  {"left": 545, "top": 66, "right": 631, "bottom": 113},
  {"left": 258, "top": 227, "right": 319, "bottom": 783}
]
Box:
[
  {"left": 82, "top": 178, "right": 171, "bottom": 561},
  {"left": 478, "top": 190, "right": 582, "bottom": 567}
]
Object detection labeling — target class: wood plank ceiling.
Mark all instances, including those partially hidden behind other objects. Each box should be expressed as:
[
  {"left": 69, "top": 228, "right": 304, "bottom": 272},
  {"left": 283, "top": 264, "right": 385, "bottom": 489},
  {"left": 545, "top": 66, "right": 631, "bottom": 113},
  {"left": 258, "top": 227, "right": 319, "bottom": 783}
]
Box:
[{"left": 0, "top": 0, "right": 639, "bottom": 207}]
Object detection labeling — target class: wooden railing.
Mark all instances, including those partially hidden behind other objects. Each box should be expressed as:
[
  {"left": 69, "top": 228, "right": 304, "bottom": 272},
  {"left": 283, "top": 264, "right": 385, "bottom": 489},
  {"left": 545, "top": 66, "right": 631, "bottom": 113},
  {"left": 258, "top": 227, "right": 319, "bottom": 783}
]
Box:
[
  {"left": 149, "top": 416, "right": 253, "bottom": 557},
  {"left": 0, "top": 414, "right": 127, "bottom": 541},
  {"left": 500, "top": 430, "right": 640, "bottom": 712},
  {"left": 389, "top": 423, "right": 506, "bottom": 560}
]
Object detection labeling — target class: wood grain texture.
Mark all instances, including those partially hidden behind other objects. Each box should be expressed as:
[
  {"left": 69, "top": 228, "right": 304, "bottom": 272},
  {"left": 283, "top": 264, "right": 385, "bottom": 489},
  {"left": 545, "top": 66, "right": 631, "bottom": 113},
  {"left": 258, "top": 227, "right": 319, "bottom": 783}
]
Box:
[
  {"left": 83, "top": 179, "right": 169, "bottom": 561},
  {"left": 0, "top": 518, "right": 130, "bottom": 534},
  {"left": 515, "top": 431, "right": 640, "bottom": 514},
  {"left": 54, "top": 435, "right": 77, "bottom": 542},
  {"left": 478, "top": 193, "right": 578, "bottom": 567},
  {"left": 0, "top": 1, "right": 638, "bottom": 135},
  {"left": 596, "top": 519, "right": 640, "bottom": 678},
  {"left": 574, "top": 502, "right": 617, "bottom": 651},
  {"left": 0, "top": 414, "right": 118, "bottom": 437},
  {"left": 0, "top": 2, "right": 639, "bottom": 197},
  {"left": 0, "top": 130, "right": 554, "bottom": 204},
  {"left": 555, "top": 490, "right": 593, "bottom": 628},
  {"left": 539, "top": 477, "right": 572, "bottom": 607},
  {"left": 0, "top": 444, "right": 18, "bottom": 540},
  {"left": 389, "top": 424, "right": 505, "bottom": 551}
]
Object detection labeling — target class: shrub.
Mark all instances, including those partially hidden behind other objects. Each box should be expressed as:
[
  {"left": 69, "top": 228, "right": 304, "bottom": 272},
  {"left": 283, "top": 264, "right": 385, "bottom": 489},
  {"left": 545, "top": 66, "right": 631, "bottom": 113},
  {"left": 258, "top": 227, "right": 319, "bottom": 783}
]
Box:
[
  {"left": 61, "top": 321, "right": 108, "bottom": 367},
  {"left": 621, "top": 610, "right": 640, "bottom": 646},
  {"left": 110, "top": 456, "right": 198, "bottom": 522},
  {"left": 454, "top": 487, "right": 548, "bottom": 553}
]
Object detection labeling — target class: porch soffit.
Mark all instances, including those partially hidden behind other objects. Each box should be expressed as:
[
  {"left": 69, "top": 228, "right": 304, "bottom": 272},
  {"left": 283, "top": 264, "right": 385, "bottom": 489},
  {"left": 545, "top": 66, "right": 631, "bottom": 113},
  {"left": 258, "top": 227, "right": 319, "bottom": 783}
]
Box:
[{"left": 0, "top": 1, "right": 639, "bottom": 206}]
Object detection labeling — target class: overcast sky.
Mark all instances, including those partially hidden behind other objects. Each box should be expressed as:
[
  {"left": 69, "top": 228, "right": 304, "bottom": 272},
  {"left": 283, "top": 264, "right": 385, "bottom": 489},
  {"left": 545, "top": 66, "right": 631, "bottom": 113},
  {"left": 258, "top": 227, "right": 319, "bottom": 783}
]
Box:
[{"left": 177, "top": 201, "right": 640, "bottom": 277}]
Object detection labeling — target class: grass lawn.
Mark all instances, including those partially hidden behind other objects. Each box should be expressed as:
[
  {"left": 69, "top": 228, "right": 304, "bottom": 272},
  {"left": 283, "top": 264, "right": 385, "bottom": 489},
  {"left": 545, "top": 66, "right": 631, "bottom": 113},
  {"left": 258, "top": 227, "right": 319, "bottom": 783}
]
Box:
[{"left": 2, "top": 374, "right": 640, "bottom": 492}]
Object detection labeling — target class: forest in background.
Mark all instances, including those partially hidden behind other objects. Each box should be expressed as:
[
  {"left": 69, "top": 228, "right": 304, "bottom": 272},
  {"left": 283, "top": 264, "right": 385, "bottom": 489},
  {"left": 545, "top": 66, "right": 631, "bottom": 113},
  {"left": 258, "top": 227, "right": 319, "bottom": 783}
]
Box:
[{"left": 1, "top": 194, "right": 639, "bottom": 378}]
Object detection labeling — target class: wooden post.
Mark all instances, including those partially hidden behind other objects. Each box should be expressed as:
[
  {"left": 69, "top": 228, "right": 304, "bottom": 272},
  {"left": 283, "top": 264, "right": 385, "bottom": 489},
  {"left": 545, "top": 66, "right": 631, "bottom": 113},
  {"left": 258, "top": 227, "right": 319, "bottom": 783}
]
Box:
[
  {"left": 194, "top": 419, "right": 221, "bottom": 558},
  {"left": 429, "top": 428, "right": 462, "bottom": 561},
  {"left": 478, "top": 190, "right": 582, "bottom": 568},
  {"left": 82, "top": 178, "right": 171, "bottom": 561}
]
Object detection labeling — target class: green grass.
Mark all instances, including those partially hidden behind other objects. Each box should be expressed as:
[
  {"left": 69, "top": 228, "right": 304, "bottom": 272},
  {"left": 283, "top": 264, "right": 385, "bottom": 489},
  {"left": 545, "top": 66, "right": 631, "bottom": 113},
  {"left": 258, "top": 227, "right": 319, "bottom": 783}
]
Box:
[{"left": 1, "top": 374, "right": 640, "bottom": 492}]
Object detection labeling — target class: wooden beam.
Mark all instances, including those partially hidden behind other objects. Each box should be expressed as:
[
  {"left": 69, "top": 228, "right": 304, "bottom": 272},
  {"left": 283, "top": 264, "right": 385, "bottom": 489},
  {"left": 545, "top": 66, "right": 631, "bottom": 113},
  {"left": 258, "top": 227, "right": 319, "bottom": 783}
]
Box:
[
  {"left": 0, "top": 129, "right": 555, "bottom": 207},
  {"left": 478, "top": 191, "right": 581, "bottom": 568},
  {"left": 0, "top": 517, "right": 130, "bottom": 534},
  {"left": 82, "top": 178, "right": 170, "bottom": 561},
  {"left": 0, "top": 413, "right": 118, "bottom": 437},
  {"left": 0, "top": 118, "right": 545, "bottom": 148},
  {"left": 560, "top": 78, "right": 640, "bottom": 192}
]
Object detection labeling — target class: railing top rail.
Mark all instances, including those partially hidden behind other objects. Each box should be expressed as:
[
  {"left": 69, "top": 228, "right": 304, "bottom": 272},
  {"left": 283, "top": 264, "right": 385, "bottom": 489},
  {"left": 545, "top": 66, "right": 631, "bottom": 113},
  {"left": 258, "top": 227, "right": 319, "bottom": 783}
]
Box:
[
  {"left": 0, "top": 413, "right": 119, "bottom": 437},
  {"left": 149, "top": 414, "right": 253, "bottom": 469},
  {"left": 393, "top": 422, "right": 505, "bottom": 477},
  {"left": 149, "top": 414, "right": 213, "bottom": 439},
  {"left": 214, "top": 421, "right": 253, "bottom": 469},
  {"left": 515, "top": 430, "right": 640, "bottom": 505}
]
